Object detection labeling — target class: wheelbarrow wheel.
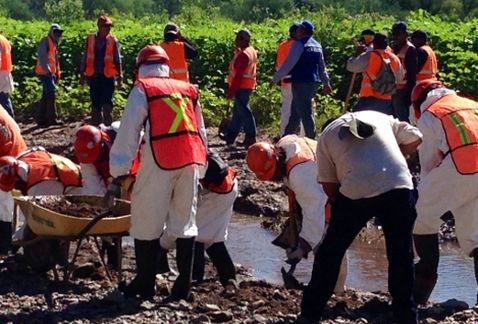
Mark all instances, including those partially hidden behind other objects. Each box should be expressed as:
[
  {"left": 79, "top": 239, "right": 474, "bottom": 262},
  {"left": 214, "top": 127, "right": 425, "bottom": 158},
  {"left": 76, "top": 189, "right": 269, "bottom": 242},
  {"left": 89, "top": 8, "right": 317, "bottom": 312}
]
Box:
[{"left": 23, "top": 225, "right": 69, "bottom": 273}]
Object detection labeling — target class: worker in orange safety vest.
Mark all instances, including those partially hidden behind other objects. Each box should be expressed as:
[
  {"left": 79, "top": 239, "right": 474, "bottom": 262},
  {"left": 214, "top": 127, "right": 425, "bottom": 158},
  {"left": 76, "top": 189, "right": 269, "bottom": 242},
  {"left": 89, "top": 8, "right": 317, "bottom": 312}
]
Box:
[
  {"left": 223, "top": 28, "right": 258, "bottom": 147},
  {"left": 160, "top": 22, "right": 198, "bottom": 83},
  {"left": 0, "top": 108, "right": 26, "bottom": 254},
  {"left": 391, "top": 21, "right": 418, "bottom": 122},
  {"left": 246, "top": 135, "right": 347, "bottom": 294},
  {"left": 35, "top": 24, "right": 63, "bottom": 127},
  {"left": 411, "top": 80, "right": 478, "bottom": 305},
  {"left": 0, "top": 33, "right": 14, "bottom": 117},
  {"left": 410, "top": 29, "right": 438, "bottom": 82},
  {"left": 109, "top": 45, "right": 207, "bottom": 301},
  {"left": 347, "top": 32, "right": 404, "bottom": 115},
  {"left": 80, "top": 16, "right": 123, "bottom": 126}
]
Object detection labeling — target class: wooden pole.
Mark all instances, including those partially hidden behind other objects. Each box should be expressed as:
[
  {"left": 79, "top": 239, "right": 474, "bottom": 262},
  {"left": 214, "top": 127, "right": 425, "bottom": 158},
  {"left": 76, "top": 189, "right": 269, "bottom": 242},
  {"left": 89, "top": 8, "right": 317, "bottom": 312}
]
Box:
[{"left": 343, "top": 72, "right": 357, "bottom": 113}]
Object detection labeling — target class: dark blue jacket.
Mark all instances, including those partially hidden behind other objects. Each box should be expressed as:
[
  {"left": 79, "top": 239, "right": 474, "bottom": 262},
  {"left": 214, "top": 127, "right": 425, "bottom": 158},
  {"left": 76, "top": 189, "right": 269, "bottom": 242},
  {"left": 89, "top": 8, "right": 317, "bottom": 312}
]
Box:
[{"left": 291, "top": 36, "right": 327, "bottom": 83}]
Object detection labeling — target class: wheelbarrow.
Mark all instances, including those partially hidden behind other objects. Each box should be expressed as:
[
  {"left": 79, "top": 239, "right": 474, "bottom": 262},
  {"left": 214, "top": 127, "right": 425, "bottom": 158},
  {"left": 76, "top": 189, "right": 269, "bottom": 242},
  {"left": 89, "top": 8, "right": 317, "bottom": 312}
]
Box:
[{"left": 12, "top": 195, "right": 131, "bottom": 284}]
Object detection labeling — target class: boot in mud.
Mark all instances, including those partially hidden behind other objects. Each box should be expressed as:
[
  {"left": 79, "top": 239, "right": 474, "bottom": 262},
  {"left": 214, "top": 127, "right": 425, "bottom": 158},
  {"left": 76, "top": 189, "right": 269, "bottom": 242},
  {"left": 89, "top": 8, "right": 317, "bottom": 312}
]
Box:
[
  {"left": 206, "top": 242, "right": 237, "bottom": 296},
  {"left": 192, "top": 242, "right": 205, "bottom": 282},
  {"left": 119, "top": 239, "right": 158, "bottom": 299},
  {"left": 157, "top": 246, "right": 171, "bottom": 274},
  {"left": 413, "top": 234, "right": 439, "bottom": 304},
  {"left": 164, "top": 237, "right": 195, "bottom": 302},
  {"left": 0, "top": 221, "right": 12, "bottom": 255}
]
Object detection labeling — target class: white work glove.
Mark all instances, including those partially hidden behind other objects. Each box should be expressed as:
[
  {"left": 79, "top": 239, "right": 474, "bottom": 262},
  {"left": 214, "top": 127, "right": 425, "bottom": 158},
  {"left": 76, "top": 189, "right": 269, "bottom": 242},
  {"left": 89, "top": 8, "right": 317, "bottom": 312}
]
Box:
[{"left": 286, "top": 237, "right": 312, "bottom": 265}]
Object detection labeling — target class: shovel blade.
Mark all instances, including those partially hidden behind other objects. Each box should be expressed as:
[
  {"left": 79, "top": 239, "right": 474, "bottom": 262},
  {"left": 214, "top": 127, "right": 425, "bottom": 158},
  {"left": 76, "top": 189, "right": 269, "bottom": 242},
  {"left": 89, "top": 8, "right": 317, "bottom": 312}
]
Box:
[{"left": 281, "top": 266, "right": 303, "bottom": 290}]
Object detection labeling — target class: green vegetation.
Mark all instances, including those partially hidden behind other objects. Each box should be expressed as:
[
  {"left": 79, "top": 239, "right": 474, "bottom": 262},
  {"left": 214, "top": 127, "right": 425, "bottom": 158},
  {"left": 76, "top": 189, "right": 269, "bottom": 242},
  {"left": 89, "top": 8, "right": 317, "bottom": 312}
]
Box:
[{"left": 2, "top": 6, "right": 478, "bottom": 131}]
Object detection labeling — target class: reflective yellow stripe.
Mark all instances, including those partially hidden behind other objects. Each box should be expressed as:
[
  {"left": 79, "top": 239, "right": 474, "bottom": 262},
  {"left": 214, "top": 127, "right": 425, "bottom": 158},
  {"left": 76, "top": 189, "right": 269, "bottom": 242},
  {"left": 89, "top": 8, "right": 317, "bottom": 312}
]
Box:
[{"left": 162, "top": 93, "right": 193, "bottom": 133}]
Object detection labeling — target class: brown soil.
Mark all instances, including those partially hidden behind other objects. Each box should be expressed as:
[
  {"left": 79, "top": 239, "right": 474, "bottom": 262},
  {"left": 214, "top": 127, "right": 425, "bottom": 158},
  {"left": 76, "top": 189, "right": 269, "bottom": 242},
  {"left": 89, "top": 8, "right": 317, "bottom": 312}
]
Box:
[
  {"left": 0, "top": 121, "right": 471, "bottom": 323},
  {"left": 32, "top": 196, "right": 107, "bottom": 218}
]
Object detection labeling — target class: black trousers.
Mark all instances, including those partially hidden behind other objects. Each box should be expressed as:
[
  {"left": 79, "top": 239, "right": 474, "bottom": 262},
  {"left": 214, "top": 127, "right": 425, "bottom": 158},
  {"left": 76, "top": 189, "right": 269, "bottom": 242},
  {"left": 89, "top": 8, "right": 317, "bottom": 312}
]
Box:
[{"left": 300, "top": 189, "right": 417, "bottom": 323}]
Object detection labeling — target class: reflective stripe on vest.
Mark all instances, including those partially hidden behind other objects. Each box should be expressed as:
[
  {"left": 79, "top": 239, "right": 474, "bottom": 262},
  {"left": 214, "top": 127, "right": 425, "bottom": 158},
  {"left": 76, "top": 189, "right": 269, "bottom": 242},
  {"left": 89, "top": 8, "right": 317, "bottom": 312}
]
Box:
[
  {"left": 276, "top": 39, "right": 294, "bottom": 85},
  {"left": 35, "top": 36, "right": 58, "bottom": 75},
  {"left": 17, "top": 148, "right": 82, "bottom": 194},
  {"left": 359, "top": 50, "right": 400, "bottom": 100},
  {"left": 427, "top": 94, "right": 478, "bottom": 174},
  {"left": 395, "top": 41, "right": 414, "bottom": 89},
  {"left": 85, "top": 33, "right": 118, "bottom": 78},
  {"left": 417, "top": 45, "right": 438, "bottom": 81},
  {"left": 0, "top": 35, "right": 12, "bottom": 72},
  {"left": 277, "top": 135, "right": 317, "bottom": 176},
  {"left": 204, "top": 167, "right": 237, "bottom": 194},
  {"left": 228, "top": 46, "right": 258, "bottom": 89},
  {"left": 160, "top": 41, "right": 189, "bottom": 82},
  {"left": 138, "top": 77, "right": 207, "bottom": 170}
]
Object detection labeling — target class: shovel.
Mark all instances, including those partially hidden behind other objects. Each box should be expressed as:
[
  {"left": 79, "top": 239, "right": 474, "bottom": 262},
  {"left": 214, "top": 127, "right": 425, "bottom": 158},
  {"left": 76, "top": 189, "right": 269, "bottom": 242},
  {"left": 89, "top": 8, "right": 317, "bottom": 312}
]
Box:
[
  {"left": 281, "top": 260, "right": 304, "bottom": 290},
  {"left": 218, "top": 102, "right": 232, "bottom": 140}
]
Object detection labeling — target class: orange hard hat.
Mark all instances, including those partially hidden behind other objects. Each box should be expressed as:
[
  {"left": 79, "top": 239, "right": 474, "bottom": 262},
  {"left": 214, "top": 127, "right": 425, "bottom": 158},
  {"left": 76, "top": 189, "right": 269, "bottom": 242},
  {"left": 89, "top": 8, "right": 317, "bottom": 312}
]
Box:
[
  {"left": 0, "top": 156, "right": 17, "bottom": 192},
  {"left": 246, "top": 142, "right": 277, "bottom": 181},
  {"left": 136, "top": 45, "right": 170, "bottom": 68},
  {"left": 74, "top": 125, "right": 102, "bottom": 164},
  {"left": 411, "top": 79, "right": 444, "bottom": 115}
]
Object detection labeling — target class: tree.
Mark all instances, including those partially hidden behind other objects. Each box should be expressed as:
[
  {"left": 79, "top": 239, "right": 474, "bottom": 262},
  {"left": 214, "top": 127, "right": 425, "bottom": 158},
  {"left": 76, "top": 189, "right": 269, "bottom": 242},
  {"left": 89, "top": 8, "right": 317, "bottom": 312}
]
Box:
[{"left": 44, "top": 0, "right": 84, "bottom": 23}]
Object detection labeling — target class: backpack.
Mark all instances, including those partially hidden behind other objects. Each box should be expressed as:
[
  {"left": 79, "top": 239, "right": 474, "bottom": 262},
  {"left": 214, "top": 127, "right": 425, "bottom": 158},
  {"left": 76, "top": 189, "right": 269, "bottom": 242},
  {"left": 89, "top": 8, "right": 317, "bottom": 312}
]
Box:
[{"left": 368, "top": 51, "right": 396, "bottom": 96}]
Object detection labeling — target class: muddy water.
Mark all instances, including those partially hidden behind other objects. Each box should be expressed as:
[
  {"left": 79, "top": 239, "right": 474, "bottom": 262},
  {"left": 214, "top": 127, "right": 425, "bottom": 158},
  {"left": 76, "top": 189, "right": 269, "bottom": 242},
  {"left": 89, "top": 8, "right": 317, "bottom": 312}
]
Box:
[{"left": 226, "top": 214, "right": 476, "bottom": 306}]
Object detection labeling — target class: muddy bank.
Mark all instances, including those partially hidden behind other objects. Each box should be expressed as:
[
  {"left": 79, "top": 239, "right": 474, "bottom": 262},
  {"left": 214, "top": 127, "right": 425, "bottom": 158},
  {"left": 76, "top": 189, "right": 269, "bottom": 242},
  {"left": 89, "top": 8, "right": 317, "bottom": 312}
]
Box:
[{"left": 3, "top": 121, "right": 470, "bottom": 323}]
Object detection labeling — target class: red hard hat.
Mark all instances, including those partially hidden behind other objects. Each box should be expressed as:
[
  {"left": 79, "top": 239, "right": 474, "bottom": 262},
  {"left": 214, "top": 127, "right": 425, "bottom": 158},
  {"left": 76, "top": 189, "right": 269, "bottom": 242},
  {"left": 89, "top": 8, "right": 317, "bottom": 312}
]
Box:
[
  {"left": 136, "top": 45, "right": 170, "bottom": 68},
  {"left": 246, "top": 142, "right": 277, "bottom": 181},
  {"left": 74, "top": 125, "right": 102, "bottom": 164},
  {"left": 411, "top": 79, "right": 444, "bottom": 115},
  {"left": 0, "top": 156, "right": 17, "bottom": 192}
]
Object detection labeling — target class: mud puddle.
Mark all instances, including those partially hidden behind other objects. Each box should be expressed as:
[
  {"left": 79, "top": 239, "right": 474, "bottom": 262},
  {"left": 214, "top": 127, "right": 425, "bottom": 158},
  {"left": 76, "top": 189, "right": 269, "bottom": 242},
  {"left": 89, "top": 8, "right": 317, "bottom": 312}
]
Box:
[{"left": 226, "top": 214, "right": 476, "bottom": 306}]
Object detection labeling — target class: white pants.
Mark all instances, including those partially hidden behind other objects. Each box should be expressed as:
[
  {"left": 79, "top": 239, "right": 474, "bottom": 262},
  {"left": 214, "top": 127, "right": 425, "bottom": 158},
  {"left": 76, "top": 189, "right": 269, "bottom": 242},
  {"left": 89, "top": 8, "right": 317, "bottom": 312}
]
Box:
[
  {"left": 130, "top": 148, "right": 199, "bottom": 241},
  {"left": 414, "top": 158, "right": 478, "bottom": 256},
  {"left": 0, "top": 190, "right": 13, "bottom": 222},
  {"left": 280, "top": 84, "right": 293, "bottom": 136}
]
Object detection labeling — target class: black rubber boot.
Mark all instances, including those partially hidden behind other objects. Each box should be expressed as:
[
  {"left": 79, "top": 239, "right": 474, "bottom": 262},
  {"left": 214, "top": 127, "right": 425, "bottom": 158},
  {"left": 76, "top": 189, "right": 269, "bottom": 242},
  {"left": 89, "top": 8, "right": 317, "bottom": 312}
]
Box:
[
  {"left": 119, "top": 239, "right": 158, "bottom": 299},
  {"left": 0, "top": 221, "right": 12, "bottom": 255},
  {"left": 167, "top": 237, "right": 195, "bottom": 302},
  {"left": 413, "top": 234, "right": 439, "bottom": 304},
  {"left": 157, "top": 246, "right": 171, "bottom": 274},
  {"left": 472, "top": 248, "right": 478, "bottom": 305},
  {"left": 102, "top": 104, "right": 113, "bottom": 126},
  {"left": 103, "top": 239, "right": 118, "bottom": 269},
  {"left": 206, "top": 242, "right": 236, "bottom": 287},
  {"left": 192, "top": 242, "right": 205, "bottom": 282}
]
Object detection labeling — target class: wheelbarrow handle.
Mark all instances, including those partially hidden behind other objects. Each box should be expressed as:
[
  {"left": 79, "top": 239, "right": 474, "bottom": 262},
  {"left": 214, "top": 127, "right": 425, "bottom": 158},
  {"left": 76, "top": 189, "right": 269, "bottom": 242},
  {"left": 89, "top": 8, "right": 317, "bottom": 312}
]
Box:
[{"left": 74, "top": 210, "right": 112, "bottom": 239}]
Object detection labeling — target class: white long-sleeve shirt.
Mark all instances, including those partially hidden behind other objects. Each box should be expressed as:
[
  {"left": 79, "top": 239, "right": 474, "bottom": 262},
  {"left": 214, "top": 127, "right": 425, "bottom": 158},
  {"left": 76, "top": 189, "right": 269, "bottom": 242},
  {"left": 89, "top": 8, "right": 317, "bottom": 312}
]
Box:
[
  {"left": 417, "top": 88, "right": 457, "bottom": 177},
  {"left": 110, "top": 64, "right": 207, "bottom": 178}
]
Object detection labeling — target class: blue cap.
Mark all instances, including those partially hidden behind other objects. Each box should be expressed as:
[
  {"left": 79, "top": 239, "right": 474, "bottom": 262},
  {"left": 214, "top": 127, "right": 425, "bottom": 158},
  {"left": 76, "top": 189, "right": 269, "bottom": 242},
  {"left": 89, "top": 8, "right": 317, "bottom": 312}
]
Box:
[
  {"left": 300, "top": 20, "right": 314, "bottom": 33},
  {"left": 392, "top": 21, "right": 407, "bottom": 34}
]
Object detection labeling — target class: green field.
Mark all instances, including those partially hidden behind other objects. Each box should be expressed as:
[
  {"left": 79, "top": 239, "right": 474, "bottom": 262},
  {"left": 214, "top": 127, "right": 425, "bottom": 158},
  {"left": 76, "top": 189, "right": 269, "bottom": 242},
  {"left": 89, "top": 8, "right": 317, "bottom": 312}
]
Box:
[{"left": 3, "top": 8, "right": 478, "bottom": 130}]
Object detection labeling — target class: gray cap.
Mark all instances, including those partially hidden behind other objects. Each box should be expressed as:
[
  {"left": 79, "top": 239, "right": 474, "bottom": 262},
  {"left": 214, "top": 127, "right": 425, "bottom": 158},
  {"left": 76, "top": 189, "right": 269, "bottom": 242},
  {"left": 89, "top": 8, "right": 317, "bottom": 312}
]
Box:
[
  {"left": 339, "top": 114, "right": 375, "bottom": 140},
  {"left": 164, "top": 22, "right": 179, "bottom": 34}
]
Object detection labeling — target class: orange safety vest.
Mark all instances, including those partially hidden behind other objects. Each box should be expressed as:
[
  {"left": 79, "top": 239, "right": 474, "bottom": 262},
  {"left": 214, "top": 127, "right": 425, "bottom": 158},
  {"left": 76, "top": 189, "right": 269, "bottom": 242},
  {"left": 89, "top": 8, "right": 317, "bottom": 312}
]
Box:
[
  {"left": 160, "top": 41, "right": 189, "bottom": 82},
  {"left": 0, "top": 35, "right": 12, "bottom": 72},
  {"left": 0, "top": 109, "right": 27, "bottom": 157},
  {"left": 228, "top": 45, "right": 258, "bottom": 90},
  {"left": 395, "top": 40, "right": 414, "bottom": 90},
  {"left": 426, "top": 94, "right": 478, "bottom": 174},
  {"left": 417, "top": 45, "right": 438, "bottom": 81},
  {"left": 360, "top": 50, "right": 401, "bottom": 100},
  {"left": 16, "top": 148, "right": 82, "bottom": 195},
  {"left": 137, "top": 77, "right": 207, "bottom": 170},
  {"left": 35, "top": 36, "right": 58, "bottom": 75},
  {"left": 203, "top": 167, "right": 237, "bottom": 194},
  {"left": 276, "top": 39, "right": 294, "bottom": 86},
  {"left": 84, "top": 33, "right": 119, "bottom": 78},
  {"left": 278, "top": 135, "right": 317, "bottom": 176}
]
